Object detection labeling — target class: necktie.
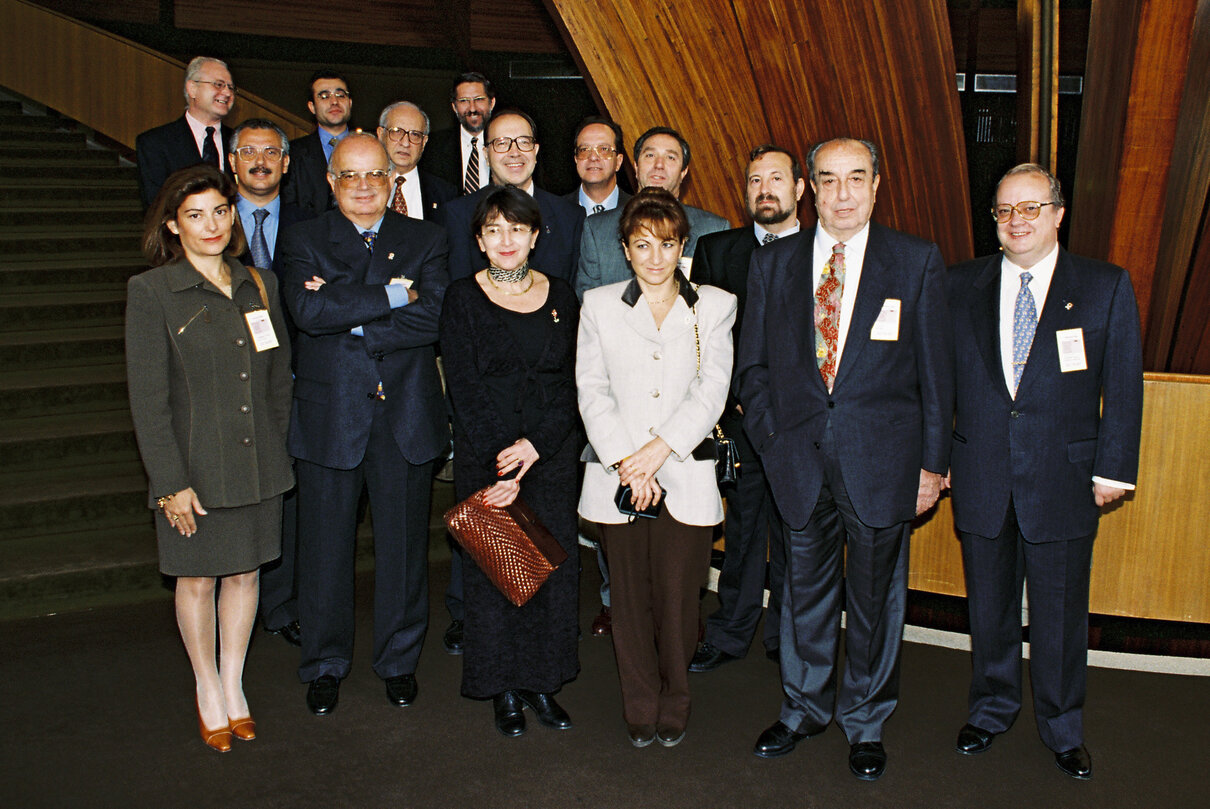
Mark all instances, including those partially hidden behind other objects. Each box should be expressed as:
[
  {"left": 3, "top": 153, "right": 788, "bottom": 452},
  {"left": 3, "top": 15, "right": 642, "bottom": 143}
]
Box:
[
  {"left": 814, "top": 243, "right": 846, "bottom": 392},
  {"left": 391, "top": 176, "right": 409, "bottom": 216},
  {"left": 1012, "top": 271, "right": 1036, "bottom": 395},
  {"left": 201, "top": 126, "right": 219, "bottom": 167},
  {"left": 591, "top": 204, "right": 605, "bottom": 215},
  {"left": 362, "top": 231, "right": 376, "bottom": 253},
  {"left": 762, "top": 233, "right": 777, "bottom": 245},
  {"left": 329, "top": 136, "right": 338, "bottom": 149},
  {"left": 464, "top": 137, "right": 480, "bottom": 195},
  {"left": 249, "top": 209, "right": 271, "bottom": 269}
]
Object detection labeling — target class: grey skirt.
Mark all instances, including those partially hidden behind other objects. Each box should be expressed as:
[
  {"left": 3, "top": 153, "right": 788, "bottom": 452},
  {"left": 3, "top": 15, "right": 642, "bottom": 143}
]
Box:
[{"left": 155, "top": 495, "right": 282, "bottom": 578}]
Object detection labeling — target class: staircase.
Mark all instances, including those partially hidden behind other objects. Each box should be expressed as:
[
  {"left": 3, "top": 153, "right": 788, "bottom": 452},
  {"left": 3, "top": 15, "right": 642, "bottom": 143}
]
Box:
[{"left": 0, "top": 92, "right": 164, "bottom": 619}]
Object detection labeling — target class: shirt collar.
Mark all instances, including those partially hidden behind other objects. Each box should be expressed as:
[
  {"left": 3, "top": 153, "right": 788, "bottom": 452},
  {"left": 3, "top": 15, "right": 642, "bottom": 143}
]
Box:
[
  {"left": 1001, "top": 242, "right": 1060, "bottom": 281},
  {"left": 236, "top": 193, "right": 281, "bottom": 218},
  {"left": 814, "top": 220, "right": 870, "bottom": 259},
  {"left": 754, "top": 220, "right": 800, "bottom": 244},
  {"left": 579, "top": 184, "right": 619, "bottom": 211},
  {"left": 620, "top": 269, "right": 698, "bottom": 308}
]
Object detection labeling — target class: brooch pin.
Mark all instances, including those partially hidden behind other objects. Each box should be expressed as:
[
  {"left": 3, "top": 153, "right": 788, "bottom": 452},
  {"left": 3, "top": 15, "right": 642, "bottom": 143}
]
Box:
[
  {"left": 551, "top": 308, "right": 559, "bottom": 323},
  {"left": 1065, "top": 301, "right": 1073, "bottom": 310},
  {"left": 387, "top": 252, "right": 395, "bottom": 261}
]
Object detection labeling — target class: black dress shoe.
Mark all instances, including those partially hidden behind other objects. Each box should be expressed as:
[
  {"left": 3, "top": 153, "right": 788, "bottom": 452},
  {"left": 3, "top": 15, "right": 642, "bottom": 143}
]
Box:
[
  {"left": 656, "top": 724, "right": 686, "bottom": 747},
  {"left": 266, "top": 619, "right": 302, "bottom": 646},
  {"left": 956, "top": 723, "right": 997, "bottom": 755},
  {"left": 515, "top": 690, "right": 572, "bottom": 730},
  {"left": 765, "top": 647, "right": 780, "bottom": 662},
  {"left": 443, "top": 619, "right": 464, "bottom": 655},
  {"left": 590, "top": 606, "right": 612, "bottom": 637},
  {"left": 306, "top": 675, "right": 340, "bottom": 716},
  {"left": 753, "top": 721, "right": 809, "bottom": 758},
  {"left": 688, "top": 642, "right": 739, "bottom": 673},
  {"left": 849, "top": 741, "right": 887, "bottom": 781},
  {"left": 628, "top": 723, "right": 656, "bottom": 748},
  {"left": 1054, "top": 745, "right": 1092, "bottom": 780},
  {"left": 384, "top": 674, "right": 417, "bottom": 707},
  {"left": 493, "top": 691, "right": 526, "bottom": 737}
]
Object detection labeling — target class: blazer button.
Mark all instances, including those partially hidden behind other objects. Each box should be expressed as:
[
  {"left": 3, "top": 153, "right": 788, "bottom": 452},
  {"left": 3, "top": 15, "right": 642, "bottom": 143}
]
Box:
[
  {"left": 241, "top": 437, "right": 253, "bottom": 446},
  {"left": 240, "top": 404, "right": 250, "bottom": 413},
  {"left": 813, "top": 441, "right": 822, "bottom": 449},
  {"left": 651, "top": 389, "right": 660, "bottom": 398},
  {"left": 652, "top": 351, "right": 661, "bottom": 360},
  {"left": 235, "top": 338, "right": 246, "bottom": 347},
  {"left": 1010, "top": 410, "right": 1021, "bottom": 418},
  {"left": 239, "top": 372, "right": 249, "bottom": 381},
  {"left": 826, "top": 401, "right": 835, "bottom": 409}
]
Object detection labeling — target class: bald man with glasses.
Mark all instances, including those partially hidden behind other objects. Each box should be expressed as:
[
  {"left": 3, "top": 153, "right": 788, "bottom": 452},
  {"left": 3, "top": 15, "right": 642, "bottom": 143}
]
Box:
[{"left": 376, "top": 101, "right": 457, "bottom": 222}]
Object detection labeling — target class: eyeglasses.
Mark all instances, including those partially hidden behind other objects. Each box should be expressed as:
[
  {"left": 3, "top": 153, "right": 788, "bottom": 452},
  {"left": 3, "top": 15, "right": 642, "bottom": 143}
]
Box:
[
  {"left": 480, "top": 224, "right": 534, "bottom": 239},
  {"left": 233, "top": 146, "right": 284, "bottom": 163},
  {"left": 331, "top": 170, "right": 392, "bottom": 188},
  {"left": 193, "top": 79, "right": 236, "bottom": 95},
  {"left": 315, "top": 89, "right": 351, "bottom": 101},
  {"left": 488, "top": 136, "right": 537, "bottom": 153},
  {"left": 575, "top": 145, "right": 617, "bottom": 160},
  {"left": 992, "top": 201, "right": 1056, "bottom": 223},
  {"left": 383, "top": 127, "right": 425, "bottom": 144},
  {"left": 454, "top": 96, "right": 489, "bottom": 106}
]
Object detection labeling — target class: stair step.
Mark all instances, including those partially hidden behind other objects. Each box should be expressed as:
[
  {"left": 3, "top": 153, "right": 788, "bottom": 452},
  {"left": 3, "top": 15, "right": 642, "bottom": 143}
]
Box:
[
  {"left": 0, "top": 458, "right": 149, "bottom": 540},
  {"left": 0, "top": 361, "right": 130, "bottom": 417},
  {"left": 0, "top": 261, "right": 143, "bottom": 287},
  {"left": 0, "top": 409, "right": 137, "bottom": 470},
  {"left": 0, "top": 148, "right": 116, "bottom": 163},
  {"left": 0, "top": 286, "right": 128, "bottom": 332},
  {"left": 0, "top": 230, "right": 139, "bottom": 254},
  {"left": 0, "top": 323, "right": 126, "bottom": 366},
  {"left": 0, "top": 163, "right": 137, "bottom": 180},
  {"left": 0, "top": 114, "right": 65, "bottom": 131},
  {"left": 0, "top": 129, "right": 85, "bottom": 145},
  {"left": 0, "top": 206, "right": 142, "bottom": 227},
  {"left": 0, "top": 100, "right": 22, "bottom": 113}
]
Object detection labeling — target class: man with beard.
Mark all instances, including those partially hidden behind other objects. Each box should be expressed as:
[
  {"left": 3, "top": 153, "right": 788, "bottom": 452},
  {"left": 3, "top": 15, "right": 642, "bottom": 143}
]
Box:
[
  {"left": 564, "top": 116, "right": 630, "bottom": 216},
  {"left": 688, "top": 145, "right": 805, "bottom": 672},
  {"left": 283, "top": 70, "right": 354, "bottom": 215},
  {"left": 420, "top": 72, "right": 496, "bottom": 194},
  {"left": 376, "top": 101, "right": 457, "bottom": 221}
]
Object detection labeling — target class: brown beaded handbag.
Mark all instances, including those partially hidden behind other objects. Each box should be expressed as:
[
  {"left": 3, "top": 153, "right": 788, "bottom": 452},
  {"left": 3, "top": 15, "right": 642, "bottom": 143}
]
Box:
[{"left": 444, "top": 488, "right": 568, "bottom": 607}]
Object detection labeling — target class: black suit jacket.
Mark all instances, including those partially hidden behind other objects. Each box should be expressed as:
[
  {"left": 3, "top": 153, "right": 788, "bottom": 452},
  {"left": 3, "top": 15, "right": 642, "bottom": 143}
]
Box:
[
  {"left": 282, "top": 131, "right": 336, "bottom": 216},
  {"left": 435, "top": 185, "right": 585, "bottom": 283},
  {"left": 418, "top": 128, "right": 467, "bottom": 190},
  {"left": 278, "top": 209, "right": 451, "bottom": 469},
  {"left": 414, "top": 170, "right": 458, "bottom": 220},
  {"left": 135, "top": 116, "right": 234, "bottom": 208}
]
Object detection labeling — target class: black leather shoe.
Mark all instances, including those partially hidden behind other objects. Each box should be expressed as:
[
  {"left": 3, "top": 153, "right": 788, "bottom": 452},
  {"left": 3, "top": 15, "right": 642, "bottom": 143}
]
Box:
[
  {"left": 306, "top": 675, "right": 340, "bottom": 716},
  {"left": 753, "top": 721, "right": 809, "bottom": 758},
  {"left": 515, "top": 690, "right": 572, "bottom": 730},
  {"left": 443, "top": 620, "right": 464, "bottom": 655},
  {"left": 385, "top": 674, "right": 417, "bottom": 707},
  {"left": 628, "top": 723, "right": 656, "bottom": 748},
  {"left": 956, "top": 723, "right": 997, "bottom": 755},
  {"left": 765, "top": 647, "right": 780, "bottom": 662},
  {"left": 1054, "top": 745, "right": 1092, "bottom": 780},
  {"left": 656, "top": 724, "right": 686, "bottom": 747},
  {"left": 849, "top": 741, "right": 887, "bottom": 781},
  {"left": 266, "top": 619, "right": 301, "bottom": 646},
  {"left": 493, "top": 691, "right": 526, "bottom": 737},
  {"left": 688, "top": 642, "right": 739, "bottom": 673}
]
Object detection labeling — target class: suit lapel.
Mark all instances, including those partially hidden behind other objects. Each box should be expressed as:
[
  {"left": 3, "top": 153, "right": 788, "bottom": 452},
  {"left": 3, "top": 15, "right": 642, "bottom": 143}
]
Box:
[
  {"left": 970, "top": 254, "right": 1010, "bottom": 399},
  {"left": 832, "top": 226, "right": 890, "bottom": 390},
  {"left": 328, "top": 214, "right": 374, "bottom": 279},
  {"left": 1017, "top": 248, "right": 1079, "bottom": 399},
  {"left": 366, "top": 213, "right": 407, "bottom": 284}
]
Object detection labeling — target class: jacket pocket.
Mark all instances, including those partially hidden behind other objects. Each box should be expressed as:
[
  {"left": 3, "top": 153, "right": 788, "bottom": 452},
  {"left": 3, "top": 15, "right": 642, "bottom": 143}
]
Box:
[{"left": 1067, "top": 437, "right": 1097, "bottom": 463}]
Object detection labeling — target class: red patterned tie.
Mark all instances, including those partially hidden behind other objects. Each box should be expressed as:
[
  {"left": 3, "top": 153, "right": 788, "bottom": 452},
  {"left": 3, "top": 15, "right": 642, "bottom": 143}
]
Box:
[
  {"left": 391, "top": 176, "right": 408, "bottom": 216},
  {"left": 814, "top": 243, "right": 846, "bottom": 391}
]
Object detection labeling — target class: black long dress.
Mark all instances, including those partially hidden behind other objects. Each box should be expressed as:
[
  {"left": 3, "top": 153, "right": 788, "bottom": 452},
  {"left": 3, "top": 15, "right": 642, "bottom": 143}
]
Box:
[{"left": 439, "top": 274, "right": 581, "bottom": 699}]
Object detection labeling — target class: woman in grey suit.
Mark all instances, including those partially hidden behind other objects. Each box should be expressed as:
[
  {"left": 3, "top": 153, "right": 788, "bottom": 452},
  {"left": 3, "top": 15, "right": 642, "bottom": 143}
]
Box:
[
  {"left": 126, "top": 165, "right": 293, "bottom": 753},
  {"left": 577, "top": 188, "right": 736, "bottom": 747}
]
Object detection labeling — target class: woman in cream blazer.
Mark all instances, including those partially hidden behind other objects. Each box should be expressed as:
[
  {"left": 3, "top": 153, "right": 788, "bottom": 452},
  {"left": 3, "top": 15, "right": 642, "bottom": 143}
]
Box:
[{"left": 577, "top": 189, "right": 736, "bottom": 748}]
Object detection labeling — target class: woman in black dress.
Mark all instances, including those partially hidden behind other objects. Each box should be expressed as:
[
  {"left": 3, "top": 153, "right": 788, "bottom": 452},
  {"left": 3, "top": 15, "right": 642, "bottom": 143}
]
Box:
[{"left": 439, "top": 186, "right": 580, "bottom": 737}]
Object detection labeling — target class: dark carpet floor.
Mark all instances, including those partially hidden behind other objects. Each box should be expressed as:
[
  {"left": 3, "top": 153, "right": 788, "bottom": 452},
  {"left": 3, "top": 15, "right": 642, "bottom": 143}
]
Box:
[{"left": 4, "top": 548, "right": 1205, "bottom": 809}]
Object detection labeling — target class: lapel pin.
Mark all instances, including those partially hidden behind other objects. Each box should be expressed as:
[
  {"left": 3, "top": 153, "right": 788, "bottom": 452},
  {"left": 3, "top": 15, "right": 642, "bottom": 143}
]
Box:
[
  {"left": 545, "top": 225, "right": 552, "bottom": 234},
  {"left": 387, "top": 252, "right": 395, "bottom": 261},
  {"left": 1065, "top": 301, "right": 1073, "bottom": 310},
  {"left": 551, "top": 308, "right": 559, "bottom": 323}
]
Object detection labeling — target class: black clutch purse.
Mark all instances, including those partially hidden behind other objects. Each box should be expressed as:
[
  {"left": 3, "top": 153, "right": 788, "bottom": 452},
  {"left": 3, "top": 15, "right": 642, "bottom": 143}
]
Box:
[
  {"left": 691, "top": 425, "right": 740, "bottom": 485},
  {"left": 614, "top": 483, "right": 666, "bottom": 520}
]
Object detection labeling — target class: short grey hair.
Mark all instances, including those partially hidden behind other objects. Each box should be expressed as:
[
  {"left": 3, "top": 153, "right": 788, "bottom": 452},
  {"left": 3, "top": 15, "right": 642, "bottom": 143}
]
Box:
[
  {"left": 183, "top": 56, "right": 229, "bottom": 106},
  {"left": 228, "top": 118, "right": 290, "bottom": 155},
  {"left": 377, "top": 101, "right": 430, "bottom": 135},
  {"left": 806, "top": 137, "right": 880, "bottom": 181},
  {"left": 998, "top": 163, "right": 1065, "bottom": 207},
  {"left": 326, "top": 132, "right": 395, "bottom": 174}
]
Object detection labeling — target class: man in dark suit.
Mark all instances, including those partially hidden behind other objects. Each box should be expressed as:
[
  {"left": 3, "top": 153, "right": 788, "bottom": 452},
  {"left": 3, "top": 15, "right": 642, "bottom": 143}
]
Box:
[
  {"left": 436, "top": 109, "right": 584, "bottom": 283},
  {"left": 278, "top": 134, "right": 450, "bottom": 715},
  {"left": 688, "top": 144, "right": 805, "bottom": 673},
  {"left": 564, "top": 116, "right": 631, "bottom": 216},
  {"left": 737, "top": 137, "right": 953, "bottom": 781},
  {"left": 575, "top": 126, "right": 728, "bottom": 299},
  {"left": 947, "top": 164, "right": 1143, "bottom": 781},
  {"left": 135, "top": 56, "right": 235, "bottom": 208},
  {"left": 282, "top": 70, "right": 354, "bottom": 216},
  {"left": 376, "top": 101, "right": 457, "bottom": 221},
  {"left": 419, "top": 71, "right": 496, "bottom": 194},
  {"left": 229, "top": 118, "right": 313, "bottom": 647}
]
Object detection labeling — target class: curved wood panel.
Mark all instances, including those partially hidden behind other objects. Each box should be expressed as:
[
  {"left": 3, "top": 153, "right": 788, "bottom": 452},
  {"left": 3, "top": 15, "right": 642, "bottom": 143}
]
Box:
[
  {"left": 910, "top": 373, "right": 1210, "bottom": 623},
  {"left": 0, "top": 0, "right": 311, "bottom": 149},
  {"left": 548, "top": 0, "right": 974, "bottom": 262}
]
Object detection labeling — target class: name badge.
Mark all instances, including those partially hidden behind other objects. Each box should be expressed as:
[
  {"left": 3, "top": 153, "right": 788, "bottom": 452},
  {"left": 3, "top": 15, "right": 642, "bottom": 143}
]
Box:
[
  {"left": 677, "top": 257, "right": 694, "bottom": 276},
  {"left": 389, "top": 276, "right": 413, "bottom": 289},
  {"left": 244, "top": 310, "right": 279, "bottom": 352},
  {"left": 1056, "top": 327, "right": 1087, "bottom": 372},
  {"left": 870, "top": 298, "right": 901, "bottom": 341}
]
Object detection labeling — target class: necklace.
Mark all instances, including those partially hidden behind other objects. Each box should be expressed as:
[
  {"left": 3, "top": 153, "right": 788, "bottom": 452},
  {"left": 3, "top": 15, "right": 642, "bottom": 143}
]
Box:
[
  {"left": 486, "top": 264, "right": 535, "bottom": 296},
  {"left": 487, "top": 261, "right": 531, "bottom": 284},
  {"left": 643, "top": 279, "right": 679, "bottom": 304}
]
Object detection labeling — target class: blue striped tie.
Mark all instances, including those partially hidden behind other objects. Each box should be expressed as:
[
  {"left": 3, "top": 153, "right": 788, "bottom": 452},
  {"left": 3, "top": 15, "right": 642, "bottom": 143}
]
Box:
[{"left": 1011, "top": 271, "right": 1036, "bottom": 395}]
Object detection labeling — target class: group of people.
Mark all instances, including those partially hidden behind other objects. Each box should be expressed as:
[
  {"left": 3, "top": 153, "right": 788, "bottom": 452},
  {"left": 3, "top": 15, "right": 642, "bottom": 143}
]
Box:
[{"left": 125, "top": 57, "right": 1143, "bottom": 783}]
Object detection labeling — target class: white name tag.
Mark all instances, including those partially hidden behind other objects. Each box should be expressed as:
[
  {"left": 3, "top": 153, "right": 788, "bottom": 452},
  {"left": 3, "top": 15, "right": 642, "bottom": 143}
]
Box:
[
  {"left": 1056, "top": 327, "right": 1087, "bottom": 372},
  {"left": 870, "top": 298, "right": 901, "bottom": 341},
  {"left": 245, "top": 310, "right": 279, "bottom": 352},
  {"left": 677, "top": 257, "right": 694, "bottom": 276},
  {"left": 389, "top": 276, "right": 413, "bottom": 289}
]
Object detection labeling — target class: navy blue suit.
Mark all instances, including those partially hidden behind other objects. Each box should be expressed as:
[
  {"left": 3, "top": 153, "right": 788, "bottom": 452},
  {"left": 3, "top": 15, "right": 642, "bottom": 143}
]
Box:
[
  {"left": 281, "top": 131, "right": 335, "bottom": 217},
  {"left": 737, "top": 222, "right": 954, "bottom": 743},
  {"left": 135, "top": 116, "right": 233, "bottom": 208},
  {"left": 947, "top": 248, "right": 1143, "bottom": 752},
  {"left": 279, "top": 209, "right": 450, "bottom": 682},
  {"left": 413, "top": 170, "right": 458, "bottom": 220}
]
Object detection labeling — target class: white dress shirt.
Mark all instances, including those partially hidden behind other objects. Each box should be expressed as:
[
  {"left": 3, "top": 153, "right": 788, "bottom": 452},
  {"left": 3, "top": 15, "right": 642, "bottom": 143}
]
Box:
[
  {"left": 395, "top": 167, "right": 424, "bottom": 220},
  {"left": 812, "top": 221, "right": 870, "bottom": 373}
]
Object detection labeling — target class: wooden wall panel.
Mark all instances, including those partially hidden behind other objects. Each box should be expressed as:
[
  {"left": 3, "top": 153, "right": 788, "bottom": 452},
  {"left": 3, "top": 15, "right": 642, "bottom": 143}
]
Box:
[
  {"left": 26, "top": 0, "right": 157, "bottom": 24},
  {"left": 549, "top": 0, "right": 974, "bottom": 263}
]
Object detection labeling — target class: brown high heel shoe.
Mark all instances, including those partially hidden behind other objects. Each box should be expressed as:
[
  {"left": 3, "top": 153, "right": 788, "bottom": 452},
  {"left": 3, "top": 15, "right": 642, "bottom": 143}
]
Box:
[
  {"left": 197, "top": 700, "right": 232, "bottom": 753},
  {"left": 229, "top": 715, "right": 256, "bottom": 741}
]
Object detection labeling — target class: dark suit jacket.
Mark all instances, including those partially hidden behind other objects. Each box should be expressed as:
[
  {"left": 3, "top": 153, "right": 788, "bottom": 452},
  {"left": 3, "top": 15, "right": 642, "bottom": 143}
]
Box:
[
  {"left": 278, "top": 209, "right": 450, "bottom": 469},
  {"left": 736, "top": 222, "right": 954, "bottom": 531},
  {"left": 947, "top": 248, "right": 1143, "bottom": 543},
  {"left": 562, "top": 186, "right": 633, "bottom": 216},
  {"left": 418, "top": 128, "right": 468, "bottom": 190},
  {"left": 281, "top": 131, "right": 336, "bottom": 217},
  {"left": 135, "top": 116, "right": 234, "bottom": 208},
  {"left": 435, "top": 185, "right": 585, "bottom": 283},
  {"left": 413, "top": 169, "right": 458, "bottom": 220},
  {"left": 236, "top": 200, "right": 313, "bottom": 272}
]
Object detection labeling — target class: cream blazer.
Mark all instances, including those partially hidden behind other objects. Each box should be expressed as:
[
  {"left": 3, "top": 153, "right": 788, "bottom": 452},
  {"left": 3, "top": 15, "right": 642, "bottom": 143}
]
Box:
[{"left": 577, "top": 278, "right": 737, "bottom": 526}]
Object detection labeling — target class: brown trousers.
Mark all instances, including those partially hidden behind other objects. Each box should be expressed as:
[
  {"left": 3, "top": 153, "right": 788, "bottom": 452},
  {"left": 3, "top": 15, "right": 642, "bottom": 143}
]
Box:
[{"left": 601, "top": 511, "right": 713, "bottom": 730}]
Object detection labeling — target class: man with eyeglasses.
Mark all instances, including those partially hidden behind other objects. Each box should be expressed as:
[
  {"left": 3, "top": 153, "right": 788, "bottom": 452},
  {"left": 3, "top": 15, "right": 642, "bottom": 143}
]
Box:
[
  {"left": 376, "top": 101, "right": 457, "bottom": 221},
  {"left": 564, "top": 116, "right": 630, "bottom": 217},
  {"left": 436, "top": 109, "right": 584, "bottom": 283},
  {"left": 946, "top": 163, "right": 1143, "bottom": 781},
  {"left": 420, "top": 71, "right": 497, "bottom": 194},
  {"left": 283, "top": 69, "right": 355, "bottom": 216},
  {"left": 278, "top": 133, "right": 450, "bottom": 717},
  {"left": 136, "top": 56, "right": 236, "bottom": 208},
  {"left": 574, "top": 126, "right": 729, "bottom": 299}
]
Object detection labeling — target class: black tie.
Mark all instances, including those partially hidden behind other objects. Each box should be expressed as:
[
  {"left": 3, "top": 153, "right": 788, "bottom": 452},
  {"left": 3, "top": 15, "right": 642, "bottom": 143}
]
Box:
[
  {"left": 592, "top": 204, "right": 605, "bottom": 215},
  {"left": 202, "top": 126, "right": 219, "bottom": 167}
]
